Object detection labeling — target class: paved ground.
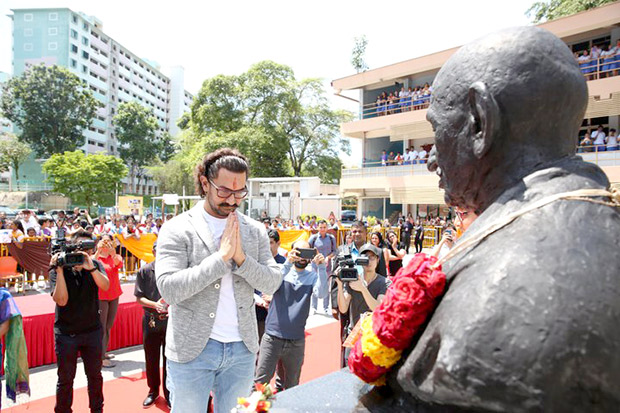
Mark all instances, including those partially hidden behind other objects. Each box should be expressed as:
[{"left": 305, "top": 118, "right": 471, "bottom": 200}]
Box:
[
  {"left": 3, "top": 250, "right": 427, "bottom": 408},
  {"left": 2, "top": 304, "right": 337, "bottom": 409}
]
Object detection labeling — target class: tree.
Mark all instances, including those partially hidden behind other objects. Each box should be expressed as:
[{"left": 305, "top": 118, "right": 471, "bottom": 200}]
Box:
[
  {"left": 184, "top": 60, "right": 351, "bottom": 181},
  {"left": 526, "top": 0, "right": 615, "bottom": 22},
  {"left": 0, "top": 64, "right": 99, "bottom": 157},
  {"left": 113, "top": 101, "right": 160, "bottom": 193},
  {"left": 0, "top": 132, "right": 32, "bottom": 190},
  {"left": 42, "top": 151, "right": 127, "bottom": 208},
  {"left": 351, "top": 35, "right": 369, "bottom": 73}
]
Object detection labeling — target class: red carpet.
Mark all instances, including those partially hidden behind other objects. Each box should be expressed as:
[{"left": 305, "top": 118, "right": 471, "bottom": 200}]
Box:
[
  {"left": 6, "top": 321, "right": 341, "bottom": 412},
  {"left": 15, "top": 285, "right": 143, "bottom": 368}
]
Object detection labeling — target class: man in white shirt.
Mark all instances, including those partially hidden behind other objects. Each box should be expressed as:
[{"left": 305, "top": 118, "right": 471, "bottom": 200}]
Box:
[
  {"left": 591, "top": 125, "right": 606, "bottom": 151},
  {"left": 410, "top": 146, "right": 419, "bottom": 164},
  {"left": 156, "top": 148, "right": 282, "bottom": 413},
  {"left": 403, "top": 148, "right": 411, "bottom": 165},
  {"left": 418, "top": 147, "right": 428, "bottom": 164},
  {"left": 20, "top": 210, "right": 40, "bottom": 234}
]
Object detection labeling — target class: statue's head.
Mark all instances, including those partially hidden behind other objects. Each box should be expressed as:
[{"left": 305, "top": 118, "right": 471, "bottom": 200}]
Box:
[{"left": 427, "top": 26, "right": 588, "bottom": 212}]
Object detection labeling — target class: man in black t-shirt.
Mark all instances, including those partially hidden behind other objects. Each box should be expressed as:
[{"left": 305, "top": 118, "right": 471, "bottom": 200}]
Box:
[
  {"left": 50, "top": 229, "right": 109, "bottom": 413},
  {"left": 134, "top": 242, "right": 170, "bottom": 409}
]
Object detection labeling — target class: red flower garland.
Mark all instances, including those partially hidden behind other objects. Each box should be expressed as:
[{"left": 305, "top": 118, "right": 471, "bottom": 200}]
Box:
[{"left": 348, "top": 253, "right": 446, "bottom": 384}]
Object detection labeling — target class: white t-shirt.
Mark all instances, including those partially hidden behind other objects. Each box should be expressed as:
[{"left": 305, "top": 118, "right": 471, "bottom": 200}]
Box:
[
  {"left": 21, "top": 215, "right": 39, "bottom": 233},
  {"left": 411, "top": 150, "right": 419, "bottom": 160},
  {"left": 418, "top": 150, "right": 428, "bottom": 160},
  {"left": 202, "top": 209, "right": 242, "bottom": 343},
  {"left": 607, "top": 133, "right": 618, "bottom": 147},
  {"left": 592, "top": 130, "right": 606, "bottom": 145}
]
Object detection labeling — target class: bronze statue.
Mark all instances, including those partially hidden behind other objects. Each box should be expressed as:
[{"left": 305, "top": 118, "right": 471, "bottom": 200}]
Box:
[{"left": 273, "top": 26, "right": 620, "bottom": 412}]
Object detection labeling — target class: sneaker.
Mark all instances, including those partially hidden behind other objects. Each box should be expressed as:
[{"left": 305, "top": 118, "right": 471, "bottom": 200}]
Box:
[
  {"left": 102, "top": 359, "right": 116, "bottom": 368},
  {"left": 104, "top": 353, "right": 115, "bottom": 360}
]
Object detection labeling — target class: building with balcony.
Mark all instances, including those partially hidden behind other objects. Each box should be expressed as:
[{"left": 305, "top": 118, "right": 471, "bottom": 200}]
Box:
[
  {"left": 8, "top": 8, "right": 193, "bottom": 195},
  {"left": 333, "top": 3, "right": 620, "bottom": 222}
]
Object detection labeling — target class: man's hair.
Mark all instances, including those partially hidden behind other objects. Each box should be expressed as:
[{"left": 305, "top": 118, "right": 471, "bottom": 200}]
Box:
[
  {"left": 351, "top": 220, "right": 366, "bottom": 231},
  {"left": 317, "top": 219, "right": 327, "bottom": 225},
  {"left": 194, "top": 148, "right": 250, "bottom": 197},
  {"left": 72, "top": 228, "right": 93, "bottom": 241},
  {"left": 267, "top": 229, "right": 280, "bottom": 243}
]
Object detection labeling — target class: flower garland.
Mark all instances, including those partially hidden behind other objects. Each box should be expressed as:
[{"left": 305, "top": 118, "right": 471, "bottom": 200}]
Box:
[{"left": 348, "top": 253, "right": 446, "bottom": 385}]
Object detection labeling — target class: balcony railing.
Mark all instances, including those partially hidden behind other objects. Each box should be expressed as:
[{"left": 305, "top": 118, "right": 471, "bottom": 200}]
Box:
[
  {"left": 577, "top": 53, "right": 620, "bottom": 81},
  {"left": 342, "top": 160, "right": 431, "bottom": 179},
  {"left": 343, "top": 145, "right": 620, "bottom": 179},
  {"left": 355, "top": 54, "right": 620, "bottom": 121},
  {"left": 361, "top": 94, "right": 430, "bottom": 120}
]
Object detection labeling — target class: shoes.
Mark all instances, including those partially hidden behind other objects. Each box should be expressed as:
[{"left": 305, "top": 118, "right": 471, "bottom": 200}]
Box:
[
  {"left": 104, "top": 353, "right": 115, "bottom": 360},
  {"left": 142, "top": 393, "right": 158, "bottom": 408},
  {"left": 102, "top": 359, "right": 116, "bottom": 368}
]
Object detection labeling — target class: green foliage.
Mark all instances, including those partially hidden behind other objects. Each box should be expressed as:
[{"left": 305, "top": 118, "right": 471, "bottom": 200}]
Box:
[
  {"left": 42, "top": 151, "right": 127, "bottom": 208},
  {"left": 0, "top": 132, "right": 32, "bottom": 190},
  {"left": 0, "top": 64, "right": 99, "bottom": 157},
  {"left": 526, "top": 0, "right": 615, "bottom": 22},
  {"left": 167, "top": 60, "right": 351, "bottom": 185},
  {"left": 148, "top": 157, "right": 195, "bottom": 196},
  {"left": 113, "top": 101, "right": 161, "bottom": 192},
  {"left": 351, "top": 35, "right": 369, "bottom": 73}
]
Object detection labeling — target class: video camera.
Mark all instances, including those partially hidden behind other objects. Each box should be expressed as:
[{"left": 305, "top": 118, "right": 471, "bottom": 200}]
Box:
[
  {"left": 50, "top": 228, "right": 96, "bottom": 267},
  {"left": 334, "top": 251, "right": 369, "bottom": 281}
]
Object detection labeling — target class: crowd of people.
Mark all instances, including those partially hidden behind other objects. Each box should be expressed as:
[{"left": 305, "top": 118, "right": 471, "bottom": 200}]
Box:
[
  {"left": 2, "top": 148, "right": 469, "bottom": 413},
  {"left": 367, "top": 83, "right": 433, "bottom": 118},
  {"left": 376, "top": 145, "right": 431, "bottom": 166},
  {"left": 576, "top": 40, "right": 620, "bottom": 79},
  {"left": 578, "top": 125, "right": 619, "bottom": 152}
]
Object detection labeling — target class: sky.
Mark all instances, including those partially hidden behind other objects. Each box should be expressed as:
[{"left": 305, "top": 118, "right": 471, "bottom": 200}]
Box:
[{"left": 0, "top": 0, "right": 536, "bottom": 166}]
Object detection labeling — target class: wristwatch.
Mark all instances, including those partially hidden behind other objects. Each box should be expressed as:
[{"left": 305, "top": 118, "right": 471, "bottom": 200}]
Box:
[{"left": 84, "top": 267, "right": 97, "bottom": 273}]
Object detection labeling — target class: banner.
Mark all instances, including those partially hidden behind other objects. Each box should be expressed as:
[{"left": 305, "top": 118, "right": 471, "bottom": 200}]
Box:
[
  {"left": 118, "top": 196, "right": 143, "bottom": 215},
  {"left": 114, "top": 233, "right": 156, "bottom": 263},
  {"left": 277, "top": 230, "right": 310, "bottom": 251}
]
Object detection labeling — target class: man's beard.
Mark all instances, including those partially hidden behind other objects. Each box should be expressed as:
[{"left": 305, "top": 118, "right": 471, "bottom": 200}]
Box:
[
  {"left": 207, "top": 195, "right": 238, "bottom": 218},
  {"left": 294, "top": 261, "right": 310, "bottom": 269}
]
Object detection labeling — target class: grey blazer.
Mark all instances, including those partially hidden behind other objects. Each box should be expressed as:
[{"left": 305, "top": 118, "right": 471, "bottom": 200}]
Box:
[{"left": 155, "top": 201, "right": 283, "bottom": 363}]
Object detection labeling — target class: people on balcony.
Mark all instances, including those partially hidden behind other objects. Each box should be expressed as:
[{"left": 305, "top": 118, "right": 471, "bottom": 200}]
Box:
[
  {"left": 607, "top": 128, "right": 618, "bottom": 151},
  {"left": 592, "top": 125, "right": 607, "bottom": 151}
]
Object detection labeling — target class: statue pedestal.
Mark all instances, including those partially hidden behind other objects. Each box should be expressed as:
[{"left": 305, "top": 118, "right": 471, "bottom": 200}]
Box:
[
  {"left": 271, "top": 369, "right": 372, "bottom": 412},
  {"left": 271, "top": 368, "right": 481, "bottom": 412}
]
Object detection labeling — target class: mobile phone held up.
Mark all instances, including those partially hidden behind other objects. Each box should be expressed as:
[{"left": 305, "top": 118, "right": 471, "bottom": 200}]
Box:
[{"left": 297, "top": 248, "right": 317, "bottom": 260}]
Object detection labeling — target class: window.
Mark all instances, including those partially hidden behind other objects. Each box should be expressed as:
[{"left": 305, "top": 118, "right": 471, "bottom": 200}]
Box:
[
  {"left": 48, "top": 42, "right": 57, "bottom": 51},
  {"left": 70, "top": 59, "right": 77, "bottom": 68},
  {"left": 82, "top": 65, "right": 88, "bottom": 74},
  {"left": 83, "top": 22, "right": 88, "bottom": 30},
  {"left": 24, "top": 28, "right": 33, "bottom": 36},
  {"left": 48, "top": 27, "right": 58, "bottom": 36},
  {"left": 72, "top": 14, "right": 78, "bottom": 24},
  {"left": 71, "top": 44, "right": 78, "bottom": 53},
  {"left": 49, "top": 12, "right": 58, "bottom": 21},
  {"left": 71, "top": 29, "right": 77, "bottom": 39},
  {"left": 282, "top": 192, "right": 290, "bottom": 197},
  {"left": 269, "top": 193, "right": 277, "bottom": 197},
  {"left": 82, "top": 36, "right": 88, "bottom": 46},
  {"left": 82, "top": 51, "right": 89, "bottom": 59},
  {"left": 24, "top": 13, "right": 33, "bottom": 22},
  {"left": 23, "top": 43, "right": 33, "bottom": 51}
]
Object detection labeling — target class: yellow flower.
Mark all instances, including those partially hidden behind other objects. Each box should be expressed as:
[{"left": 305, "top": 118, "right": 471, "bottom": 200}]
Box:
[{"left": 360, "top": 316, "right": 402, "bottom": 368}]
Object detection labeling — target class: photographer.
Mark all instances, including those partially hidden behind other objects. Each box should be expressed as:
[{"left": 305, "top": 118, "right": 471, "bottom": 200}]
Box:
[
  {"left": 50, "top": 228, "right": 109, "bottom": 413},
  {"left": 255, "top": 240, "right": 327, "bottom": 391},
  {"left": 334, "top": 243, "right": 391, "bottom": 348}
]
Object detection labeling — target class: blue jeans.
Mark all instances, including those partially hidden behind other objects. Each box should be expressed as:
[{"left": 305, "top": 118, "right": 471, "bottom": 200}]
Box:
[
  {"left": 167, "top": 339, "right": 256, "bottom": 413},
  {"left": 311, "top": 290, "right": 329, "bottom": 312}
]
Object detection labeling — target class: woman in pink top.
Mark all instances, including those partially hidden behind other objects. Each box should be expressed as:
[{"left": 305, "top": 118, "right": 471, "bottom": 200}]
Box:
[{"left": 94, "top": 234, "right": 123, "bottom": 367}]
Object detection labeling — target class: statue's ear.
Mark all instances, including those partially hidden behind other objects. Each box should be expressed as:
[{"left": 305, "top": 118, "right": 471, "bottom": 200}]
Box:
[{"left": 468, "top": 82, "right": 500, "bottom": 159}]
